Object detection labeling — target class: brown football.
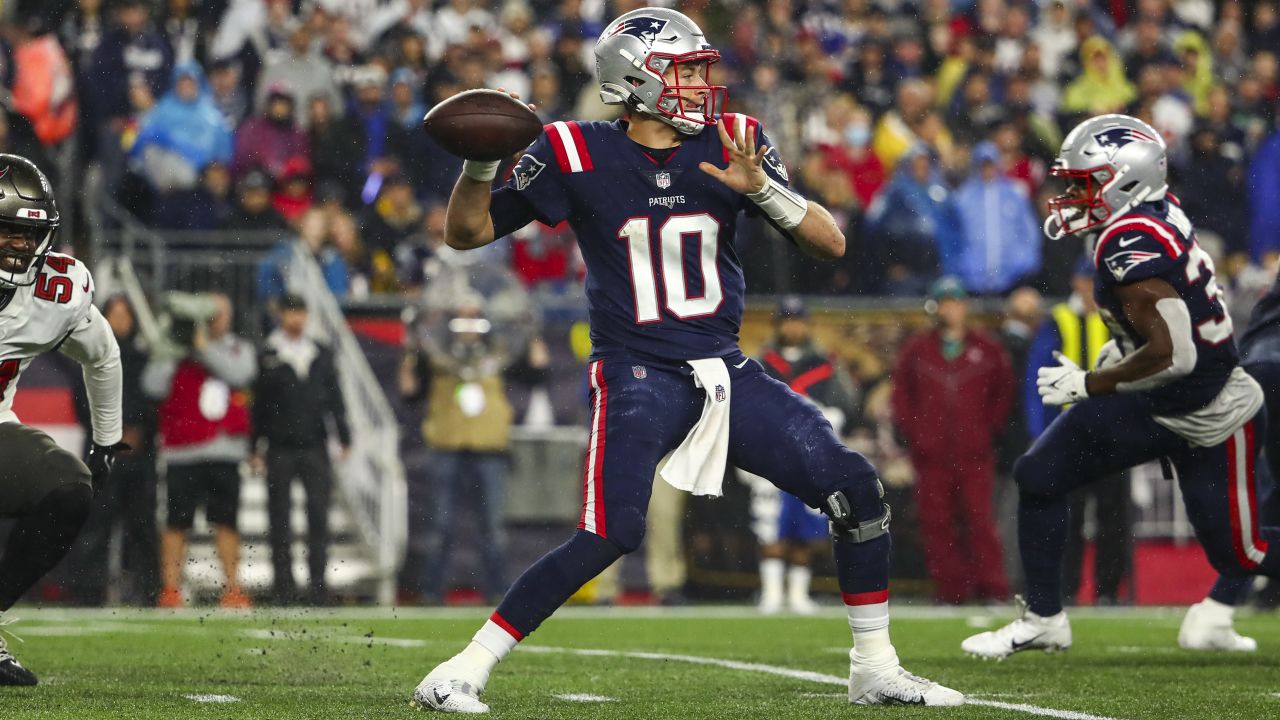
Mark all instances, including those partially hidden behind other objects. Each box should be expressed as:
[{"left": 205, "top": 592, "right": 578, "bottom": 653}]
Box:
[{"left": 422, "top": 89, "right": 543, "bottom": 162}]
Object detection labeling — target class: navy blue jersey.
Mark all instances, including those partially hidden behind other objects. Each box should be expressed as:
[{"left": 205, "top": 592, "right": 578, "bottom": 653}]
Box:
[
  {"left": 489, "top": 114, "right": 793, "bottom": 360},
  {"left": 1092, "top": 196, "right": 1238, "bottom": 415}
]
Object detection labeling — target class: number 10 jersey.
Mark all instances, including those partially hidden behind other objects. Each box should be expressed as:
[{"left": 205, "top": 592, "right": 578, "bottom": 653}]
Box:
[{"left": 490, "top": 114, "right": 795, "bottom": 360}]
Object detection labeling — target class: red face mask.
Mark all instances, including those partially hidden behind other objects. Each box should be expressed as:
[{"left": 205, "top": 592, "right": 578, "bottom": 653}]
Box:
[
  {"left": 1047, "top": 164, "right": 1114, "bottom": 237},
  {"left": 644, "top": 50, "right": 727, "bottom": 128}
]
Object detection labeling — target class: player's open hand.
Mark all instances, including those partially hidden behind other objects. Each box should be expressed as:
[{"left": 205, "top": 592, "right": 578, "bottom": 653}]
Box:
[{"left": 699, "top": 118, "right": 768, "bottom": 195}]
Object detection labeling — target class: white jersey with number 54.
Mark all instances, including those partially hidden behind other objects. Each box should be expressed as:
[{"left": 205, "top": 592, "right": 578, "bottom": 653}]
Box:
[{"left": 0, "top": 252, "right": 122, "bottom": 445}]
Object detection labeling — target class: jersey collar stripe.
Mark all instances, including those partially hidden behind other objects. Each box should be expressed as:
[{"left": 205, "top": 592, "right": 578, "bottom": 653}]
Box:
[
  {"left": 1093, "top": 217, "right": 1182, "bottom": 268},
  {"left": 550, "top": 121, "right": 584, "bottom": 173},
  {"left": 565, "top": 121, "right": 594, "bottom": 171},
  {"left": 545, "top": 123, "right": 574, "bottom": 173}
]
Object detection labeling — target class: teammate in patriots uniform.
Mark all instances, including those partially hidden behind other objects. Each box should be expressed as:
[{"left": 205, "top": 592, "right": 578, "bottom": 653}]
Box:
[
  {"left": 963, "top": 115, "right": 1280, "bottom": 660},
  {"left": 0, "top": 155, "right": 124, "bottom": 685},
  {"left": 412, "top": 8, "right": 962, "bottom": 711}
]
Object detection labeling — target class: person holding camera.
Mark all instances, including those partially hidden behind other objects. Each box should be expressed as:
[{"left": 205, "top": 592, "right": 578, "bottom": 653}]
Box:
[
  {"left": 251, "top": 294, "right": 350, "bottom": 606},
  {"left": 399, "top": 299, "right": 514, "bottom": 604},
  {"left": 142, "top": 292, "right": 257, "bottom": 608}
]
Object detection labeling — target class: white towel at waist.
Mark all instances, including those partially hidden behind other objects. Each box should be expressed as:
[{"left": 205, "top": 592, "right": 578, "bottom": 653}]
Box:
[{"left": 660, "top": 357, "right": 732, "bottom": 497}]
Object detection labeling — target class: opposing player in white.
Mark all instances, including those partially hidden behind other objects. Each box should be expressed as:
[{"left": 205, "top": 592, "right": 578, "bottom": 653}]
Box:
[{"left": 0, "top": 154, "right": 124, "bottom": 685}]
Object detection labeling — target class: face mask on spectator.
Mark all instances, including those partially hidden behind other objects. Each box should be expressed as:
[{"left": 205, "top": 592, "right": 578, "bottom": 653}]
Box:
[{"left": 846, "top": 124, "right": 871, "bottom": 148}]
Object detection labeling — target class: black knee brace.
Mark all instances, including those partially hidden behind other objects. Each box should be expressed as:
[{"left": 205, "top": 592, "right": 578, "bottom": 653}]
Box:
[{"left": 823, "top": 481, "right": 891, "bottom": 543}]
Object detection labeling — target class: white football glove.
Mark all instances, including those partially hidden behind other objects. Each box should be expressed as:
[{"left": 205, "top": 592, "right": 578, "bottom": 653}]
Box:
[
  {"left": 1094, "top": 339, "right": 1123, "bottom": 369},
  {"left": 1037, "top": 352, "right": 1089, "bottom": 406}
]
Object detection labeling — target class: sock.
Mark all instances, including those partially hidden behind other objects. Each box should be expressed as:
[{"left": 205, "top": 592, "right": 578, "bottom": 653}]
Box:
[
  {"left": 760, "top": 558, "right": 784, "bottom": 603},
  {"left": 786, "top": 565, "right": 811, "bottom": 603},
  {"left": 1018, "top": 492, "right": 1071, "bottom": 617},
  {"left": 492, "top": 530, "right": 622, "bottom": 637},
  {"left": 0, "top": 483, "right": 93, "bottom": 611},
  {"left": 1198, "top": 596, "right": 1236, "bottom": 620},
  {"left": 432, "top": 639, "right": 502, "bottom": 691},
  {"left": 832, "top": 533, "right": 895, "bottom": 670},
  {"left": 1208, "top": 575, "right": 1252, "bottom": 606},
  {"left": 846, "top": 591, "right": 894, "bottom": 671}
]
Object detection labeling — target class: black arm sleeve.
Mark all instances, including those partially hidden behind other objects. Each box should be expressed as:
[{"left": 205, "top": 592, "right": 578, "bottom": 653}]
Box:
[{"left": 490, "top": 186, "right": 541, "bottom": 238}]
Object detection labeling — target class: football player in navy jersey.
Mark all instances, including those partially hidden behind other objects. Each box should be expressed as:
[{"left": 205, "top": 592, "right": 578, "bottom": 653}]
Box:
[
  {"left": 411, "top": 7, "right": 963, "bottom": 712},
  {"left": 963, "top": 114, "right": 1280, "bottom": 660}
]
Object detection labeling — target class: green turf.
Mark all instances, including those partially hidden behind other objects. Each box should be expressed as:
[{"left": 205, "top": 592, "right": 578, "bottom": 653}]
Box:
[{"left": 2, "top": 606, "right": 1278, "bottom": 719}]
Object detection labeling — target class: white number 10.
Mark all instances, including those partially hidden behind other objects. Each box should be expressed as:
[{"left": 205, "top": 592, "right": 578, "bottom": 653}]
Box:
[{"left": 618, "top": 213, "right": 723, "bottom": 323}]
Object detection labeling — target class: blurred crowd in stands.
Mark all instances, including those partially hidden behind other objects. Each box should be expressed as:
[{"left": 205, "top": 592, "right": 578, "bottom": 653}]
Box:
[{"left": 1, "top": 0, "right": 1278, "bottom": 301}]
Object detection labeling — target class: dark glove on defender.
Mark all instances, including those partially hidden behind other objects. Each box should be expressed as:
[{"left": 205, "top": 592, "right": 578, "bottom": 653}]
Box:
[{"left": 86, "top": 442, "right": 130, "bottom": 494}]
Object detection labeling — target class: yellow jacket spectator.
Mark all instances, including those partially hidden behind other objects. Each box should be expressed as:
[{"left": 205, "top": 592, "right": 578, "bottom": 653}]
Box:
[{"left": 1062, "top": 37, "right": 1135, "bottom": 115}]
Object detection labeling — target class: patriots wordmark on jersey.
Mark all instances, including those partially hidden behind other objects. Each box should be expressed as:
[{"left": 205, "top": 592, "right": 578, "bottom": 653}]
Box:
[
  {"left": 1092, "top": 195, "right": 1237, "bottom": 415},
  {"left": 0, "top": 252, "right": 119, "bottom": 438},
  {"left": 490, "top": 113, "right": 796, "bottom": 360}
]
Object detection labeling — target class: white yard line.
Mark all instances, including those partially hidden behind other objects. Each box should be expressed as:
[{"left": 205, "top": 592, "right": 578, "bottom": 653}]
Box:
[
  {"left": 522, "top": 645, "right": 1124, "bottom": 720},
  {"left": 552, "top": 693, "right": 617, "bottom": 702},
  {"left": 240, "top": 628, "right": 428, "bottom": 647},
  {"left": 183, "top": 694, "right": 240, "bottom": 703}
]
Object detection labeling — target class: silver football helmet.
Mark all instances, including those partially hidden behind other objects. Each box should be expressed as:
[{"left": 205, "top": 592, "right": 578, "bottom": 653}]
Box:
[
  {"left": 1044, "top": 114, "right": 1168, "bottom": 240},
  {"left": 595, "top": 8, "right": 726, "bottom": 135}
]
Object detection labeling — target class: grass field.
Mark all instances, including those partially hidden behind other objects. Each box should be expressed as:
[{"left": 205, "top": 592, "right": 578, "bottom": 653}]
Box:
[{"left": 3, "top": 605, "right": 1278, "bottom": 719}]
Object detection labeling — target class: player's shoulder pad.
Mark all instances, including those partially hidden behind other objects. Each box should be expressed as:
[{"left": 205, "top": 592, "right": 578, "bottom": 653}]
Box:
[{"left": 1093, "top": 217, "right": 1187, "bottom": 283}]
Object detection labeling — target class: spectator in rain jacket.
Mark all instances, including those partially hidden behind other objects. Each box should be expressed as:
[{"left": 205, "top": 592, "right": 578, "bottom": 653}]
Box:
[
  {"left": 130, "top": 61, "right": 233, "bottom": 193},
  {"left": 940, "top": 142, "right": 1041, "bottom": 295},
  {"left": 863, "top": 145, "right": 948, "bottom": 295}
]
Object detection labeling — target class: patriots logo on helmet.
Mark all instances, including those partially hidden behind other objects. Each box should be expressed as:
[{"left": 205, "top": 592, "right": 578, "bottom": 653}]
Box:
[
  {"left": 1105, "top": 249, "right": 1161, "bottom": 281},
  {"left": 1092, "top": 127, "right": 1159, "bottom": 161},
  {"left": 608, "top": 16, "right": 670, "bottom": 48}
]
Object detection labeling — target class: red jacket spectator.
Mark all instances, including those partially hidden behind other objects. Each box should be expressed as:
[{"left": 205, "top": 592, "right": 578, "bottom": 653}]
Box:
[
  {"left": 231, "top": 88, "right": 309, "bottom": 182},
  {"left": 891, "top": 326, "right": 1014, "bottom": 461}
]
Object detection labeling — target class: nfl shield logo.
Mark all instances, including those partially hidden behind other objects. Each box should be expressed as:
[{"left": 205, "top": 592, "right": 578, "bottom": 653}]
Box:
[
  {"left": 714, "top": 384, "right": 726, "bottom": 402},
  {"left": 632, "top": 365, "right": 647, "bottom": 379},
  {"left": 656, "top": 171, "right": 671, "bottom": 189}
]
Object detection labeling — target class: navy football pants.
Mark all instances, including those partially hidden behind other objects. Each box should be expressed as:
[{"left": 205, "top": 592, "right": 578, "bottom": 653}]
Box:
[
  {"left": 1016, "top": 392, "right": 1279, "bottom": 617},
  {"left": 1210, "top": 360, "right": 1280, "bottom": 604},
  {"left": 492, "top": 351, "right": 888, "bottom": 637}
]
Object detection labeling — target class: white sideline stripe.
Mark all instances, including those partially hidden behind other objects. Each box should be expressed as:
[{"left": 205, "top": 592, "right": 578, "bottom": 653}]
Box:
[
  {"left": 521, "top": 645, "right": 1123, "bottom": 720},
  {"left": 183, "top": 694, "right": 240, "bottom": 703},
  {"left": 553, "top": 693, "right": 617, "bottom": 703}
]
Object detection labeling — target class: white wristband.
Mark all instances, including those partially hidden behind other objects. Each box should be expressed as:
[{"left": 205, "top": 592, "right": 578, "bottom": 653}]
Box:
[
  {"left": 746, "top": 175, "right": 808, "bottom": 230},
  {"left": 462, "top": 159, "right": 501, "bottom": 183}
]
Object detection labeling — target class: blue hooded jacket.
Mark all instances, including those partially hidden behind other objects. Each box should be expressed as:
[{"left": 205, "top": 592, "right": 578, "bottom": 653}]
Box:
[
  {"left": 940, "top": 142, "right": 1041, "bottom": 294},
  {"left": 1249, "top": 131, "right": 1280, "bottom": 261},
  {"left": 131, "top": 61, "right": 234, "bottom": 174}
]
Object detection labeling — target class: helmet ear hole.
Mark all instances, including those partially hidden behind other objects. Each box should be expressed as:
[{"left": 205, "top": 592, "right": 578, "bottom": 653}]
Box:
[{"left": 1118, "top": 180, "right": 1139, "bottom": 192}]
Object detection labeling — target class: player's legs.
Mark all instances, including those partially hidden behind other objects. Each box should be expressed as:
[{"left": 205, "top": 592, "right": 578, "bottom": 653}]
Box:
[
  {"left": 725, "top": 359, "right": 961, "bottom": 706},
  {"left": 964, "top": 394, "right": 1180, "bottom": 660},
  {"left": 0, "top": 423, "right": 94, "bottom": 686},
  {"left": 1015, "top": 394, "right": 1180, "bottom": 617},
  {"left": 777, "top": 492, "right": 826, "bottom": 612},
  {"left": 1174, "top": 411, "right": 1280, "bottom": 579},
  {"left": 413, "top": 357, "right": 701, "bottom": 712},
  {"left": 742, "top": 469, "right": 786, "bottom": 612}
]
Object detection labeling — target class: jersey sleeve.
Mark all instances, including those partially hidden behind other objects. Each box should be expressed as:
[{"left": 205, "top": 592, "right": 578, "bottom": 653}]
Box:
[
  {"left": 59, "top": 300, "right": 123, "bottom": 446},
  {"left": 492, "top": 131, "right": 570, "bottom": 231},
  {"left": 1095, "top": 228, "right": 1185, "bottom": 285}
]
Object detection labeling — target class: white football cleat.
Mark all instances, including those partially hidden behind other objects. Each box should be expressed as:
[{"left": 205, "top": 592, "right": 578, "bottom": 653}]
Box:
[
  {"left": 849, "top": 658, "right": 964, "bottom": 706},
  {"left": 787, "top": 593, "right": 818, "bottom": 615},
  {"left": 411, "top": 678, "right": 489, "bottom": 714},
  {"left": 1178, "top": 599, "right": 1257, "bottom": 652},
  {"left": 758, "top": 594, "right": 783, "bottom": 615},
  {"left": 961, "top": 596, "right": 1072, "bottom": 660}
]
